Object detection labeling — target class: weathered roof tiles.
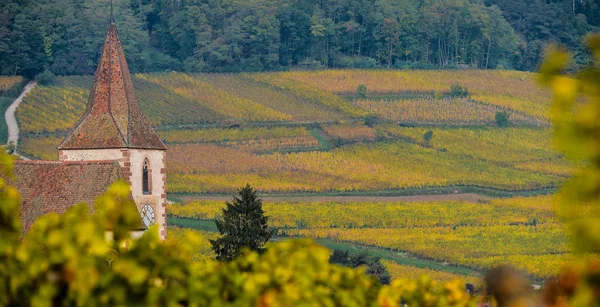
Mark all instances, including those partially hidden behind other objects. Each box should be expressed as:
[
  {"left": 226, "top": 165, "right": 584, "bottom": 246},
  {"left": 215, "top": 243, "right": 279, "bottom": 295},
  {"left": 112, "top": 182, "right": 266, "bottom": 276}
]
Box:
[
  {"left": 58, "top": 21, "right": 166, "bottom": 150},
  {"left": 9, "top": 160, "right": 141, "bottom": 233}
]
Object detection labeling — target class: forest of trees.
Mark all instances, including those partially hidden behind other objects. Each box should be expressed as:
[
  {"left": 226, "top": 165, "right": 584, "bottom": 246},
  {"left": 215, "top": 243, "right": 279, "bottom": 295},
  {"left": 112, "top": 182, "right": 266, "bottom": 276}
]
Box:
[{"left": 0, "top": 0, "right": 598, "bottom": 77}]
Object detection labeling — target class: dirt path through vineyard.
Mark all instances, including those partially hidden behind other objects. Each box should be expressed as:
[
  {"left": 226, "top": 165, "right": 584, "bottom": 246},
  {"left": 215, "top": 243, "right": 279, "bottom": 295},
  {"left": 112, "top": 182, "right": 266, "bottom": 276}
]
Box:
[
  {"left": 5, "top": 81, "right": 35, "bottom": 158},
  {"left": 181, "top": 193, "right": 490, "bottom": 203}
]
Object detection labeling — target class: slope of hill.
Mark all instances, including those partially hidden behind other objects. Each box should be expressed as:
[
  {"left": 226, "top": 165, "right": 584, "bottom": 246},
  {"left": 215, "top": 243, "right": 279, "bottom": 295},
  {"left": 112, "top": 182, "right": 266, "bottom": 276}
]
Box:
[
  {"left": 12, "top": 69, "right": 575, "bottom": 281},
  {"left": 17, "top": 70, "right": 567, "bottom": 195}
]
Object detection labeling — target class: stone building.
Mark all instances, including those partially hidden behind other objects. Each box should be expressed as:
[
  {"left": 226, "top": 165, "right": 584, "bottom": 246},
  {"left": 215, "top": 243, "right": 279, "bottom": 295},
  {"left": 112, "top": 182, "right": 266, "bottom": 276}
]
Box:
[{"left": 11, "top": 20, "right": 168, "bottom": 238}]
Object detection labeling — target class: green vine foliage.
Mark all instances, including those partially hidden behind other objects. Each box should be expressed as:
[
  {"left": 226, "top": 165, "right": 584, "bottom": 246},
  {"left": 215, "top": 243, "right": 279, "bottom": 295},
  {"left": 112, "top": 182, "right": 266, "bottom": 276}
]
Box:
[
  {"left": 539, "top": 34, "right": 600, "bottom": 254},
  {"left": 538, "top": 34, "right": 600, "bottom": 305},
  {"left": 0, "top": 151, "right": 475, "bottom": 306}
]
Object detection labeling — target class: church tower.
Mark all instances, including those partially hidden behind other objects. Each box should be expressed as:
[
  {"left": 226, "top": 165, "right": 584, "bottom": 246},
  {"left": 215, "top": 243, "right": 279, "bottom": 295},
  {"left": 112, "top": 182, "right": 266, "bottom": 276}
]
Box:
[{"left": 57, "top": 19, "right": 168, "bottom": 239}]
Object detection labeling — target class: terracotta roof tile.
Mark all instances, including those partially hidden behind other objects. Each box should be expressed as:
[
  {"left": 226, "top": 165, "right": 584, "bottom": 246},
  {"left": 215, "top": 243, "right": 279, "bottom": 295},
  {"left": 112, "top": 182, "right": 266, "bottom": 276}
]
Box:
[
  {"left": 9, "top": 160, "right": 142, "bottom": 233},
  {"left": 58, "top": 22, "right": 167, "bottom": 150}
]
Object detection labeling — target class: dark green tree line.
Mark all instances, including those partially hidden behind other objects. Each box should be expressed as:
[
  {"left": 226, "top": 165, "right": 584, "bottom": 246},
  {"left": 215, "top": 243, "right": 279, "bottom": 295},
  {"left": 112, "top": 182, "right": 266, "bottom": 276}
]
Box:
[{"left": 0, "top": 0, "right": 597, "bottom": 77}]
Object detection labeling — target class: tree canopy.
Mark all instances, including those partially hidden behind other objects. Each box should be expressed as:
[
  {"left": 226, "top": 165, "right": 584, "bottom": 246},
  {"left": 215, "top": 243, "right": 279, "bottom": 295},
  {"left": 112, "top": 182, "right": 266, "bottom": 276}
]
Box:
[
  {"left": 0, "top": 0, "right": 597, "bottom": 77},
  {"left": 210, "top": 184, "right": 274, "bottom": 261}
]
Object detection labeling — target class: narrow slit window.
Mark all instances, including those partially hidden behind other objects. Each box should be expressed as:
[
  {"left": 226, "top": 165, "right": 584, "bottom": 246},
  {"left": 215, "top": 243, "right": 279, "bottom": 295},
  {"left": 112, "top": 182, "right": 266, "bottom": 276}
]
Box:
[{"left": 143, "top": 159, "right": 150, "bottom": 194}]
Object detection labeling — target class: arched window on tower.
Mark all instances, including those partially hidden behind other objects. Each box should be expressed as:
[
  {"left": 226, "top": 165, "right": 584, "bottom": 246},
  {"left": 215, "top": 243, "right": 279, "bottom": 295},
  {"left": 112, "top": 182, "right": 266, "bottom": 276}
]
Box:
[{"left": 143, "top": 159, "right": 150, "bottom": 194}]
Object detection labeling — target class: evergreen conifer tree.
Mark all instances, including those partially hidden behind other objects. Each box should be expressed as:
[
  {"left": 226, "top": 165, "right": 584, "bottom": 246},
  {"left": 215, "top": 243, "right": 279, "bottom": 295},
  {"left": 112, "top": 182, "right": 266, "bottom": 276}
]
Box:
[{"left": 210, "top": 184, "right": 274, "bottom": 261}]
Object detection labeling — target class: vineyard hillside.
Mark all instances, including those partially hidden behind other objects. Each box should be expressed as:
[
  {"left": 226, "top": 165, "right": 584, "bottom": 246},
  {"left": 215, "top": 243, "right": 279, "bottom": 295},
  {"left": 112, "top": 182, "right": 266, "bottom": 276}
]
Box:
[
  {"left": 14, "top": 69, "right": 576, "bottom": 283},
  {"left": 17, "top": 70, "right": 565, "bottom": 195}
]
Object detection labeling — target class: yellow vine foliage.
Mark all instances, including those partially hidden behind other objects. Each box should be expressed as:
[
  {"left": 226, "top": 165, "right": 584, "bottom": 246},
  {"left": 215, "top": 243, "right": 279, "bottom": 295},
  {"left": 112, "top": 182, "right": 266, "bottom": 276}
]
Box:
[
  {"left": 18, "top": 126, "right": 566, "bottom": 194},
  {"left": 0, "top": 76, "right": 23, "bottom": 91},
  {"left": 282, "top": 225, "right": 569, "bottom": 279},
  {"left": 279, "top": 69, "right": 547, "bottom": 98},
  {"left": 382, "top": 261, "right": 481, "bottom": 285},
  {"left": 379, "top": 125, "right": 575, "bottom": 178},
  {"left": 158, "top": 126, "right": 320, "bottom": 152},
  {"left": 471, "top": 94, "right": 549, "bottom": 120},
  {"left": 18, "top": 136, "right": 62, "bottom": 160},
  {"left": 17, "top": 86, "right": 87, "bottom": 134},
  {"left": 168, "top": 194, "right": 566, "bottom": 279},
  {"left": 168, "top": 195, "right": 556, "bottom": 229},
  {"left": 513, "top": 159, "right": 577, "bottom": 177},
  {"left": 139, "top": 73, "right": 292, "bottom": 122},
  {"left": 159, "top": 126, "right": 312, "bottom": 143},
  {"left": 216, "top": 136, "right": 320, "bottom": 153},
  {"left": 354, "top": 97, "right": 544, "bottom": 125},
  {"left": 194, "top": 74, "right": 347, "bottom": 122},
  {"left": 249, "top": 72, "right": 368, "bottom": 118},
  {"left": 166, "top": 141, "right": 561, "bottom": 193},
  {"left": 0, "top": 151, "right": 477, "bottom": 305},
  {"left": 16, "top": 71, "right": 556, "bottom": 136},
  {"left": 15, "top": 75, "right": 225, "bottom": 133},
  {"left": 278, "top": 70, "right": 552, "bottom": 122},
  {"left": 323, "top": 124, "right": 378, "bottom": 141},
  {"left": 381, "top": 126, "right": 558, "bottom": 162}
]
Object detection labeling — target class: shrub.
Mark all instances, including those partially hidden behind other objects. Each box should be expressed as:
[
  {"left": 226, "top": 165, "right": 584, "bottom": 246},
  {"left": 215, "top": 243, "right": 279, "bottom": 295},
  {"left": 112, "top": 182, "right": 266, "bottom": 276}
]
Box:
[
  {"left": 330, "top": 137, "right": 345, "bottom": 148},
  {"left": 356, "top": 57, "right": 378, "bottom": 69},
  {"left": 450, "top": 84, "right": 469, "bottom": 97},
  {"left": 495, "top": 111, "right": 511, "bottom": 127},
  {"left": 329, "top": 250, "right": 392, "bottom": 285},
  {"left": 423, "top": 130, "right": 434, "bottom": 143},
  {"left": 357, "top": 84, "right": 368, "bottom": 98},
  {"left": 34, "top": 70, "right": 56, "bottom": 86},
  {"left": 364, "top": 115, "right": 378, "bottom": 128},
  {"left": 333, "top": 55, "right": 355, "bottom": 68}
]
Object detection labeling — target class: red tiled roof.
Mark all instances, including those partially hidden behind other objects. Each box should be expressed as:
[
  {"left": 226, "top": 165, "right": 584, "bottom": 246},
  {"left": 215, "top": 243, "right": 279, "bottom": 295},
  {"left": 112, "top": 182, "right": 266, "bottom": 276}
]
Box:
[
  {"left": 10, "top": 160, "right": 142, "bottom": 233},
  {"left": 58, "top": 21, "right": 167, "bottom": 150}
]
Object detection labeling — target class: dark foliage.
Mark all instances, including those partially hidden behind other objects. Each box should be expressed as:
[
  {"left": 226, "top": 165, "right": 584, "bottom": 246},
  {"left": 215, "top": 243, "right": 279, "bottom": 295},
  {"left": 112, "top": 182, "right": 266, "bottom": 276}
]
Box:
[
  {"left": 210, "top": 184, "right": 274, "bottom": 261},
  {"left": 363, "top": 115, "right": 378, "bottom": 128},
  {"left": 329, "top": 249, "right": 391, "bottom": 285},
  {"left": 495, "top": 110, "right": 511, "bottom": 127},
  {"left": 423, "top": 130, "right": 434, "bottom": 143},
  {"left": 357, "top": 84, "right": 367, "bottom": 98},
  {"left": 0, "top": 0, "right": 597, "bottom": 76},
  {"left": 450, "top": 84, "right": 469, "bottom": 98},
  {"left": 34, "top": 70, "right": 55, "bottom": 86}
]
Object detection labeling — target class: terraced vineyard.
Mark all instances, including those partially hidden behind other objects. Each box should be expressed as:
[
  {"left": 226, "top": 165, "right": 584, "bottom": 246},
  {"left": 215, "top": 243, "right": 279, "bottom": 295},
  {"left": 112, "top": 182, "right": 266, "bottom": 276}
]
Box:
[
  {"left": 167, "top": 196, "right": 557, "bottom": 229},
  {"left": 278, "top": 70, "right": 551, "bottom": 120},
  {"left": 354, "top": 98, "right": 545, "bottom": 126},
  {"left": 17, "top": 71, "right": 570, "bottom": 194},
  {"left": 383, "top": 261, "right": 481, "bottom": 285},
  {"left": 167, "top": 140, "right": 561, "bottom": 194},
  {"left": 168, "top": 195, "right": 569, "bottom": 279},
  {"left": 14, "top": 70, "right": 574, "bottom": 282}
]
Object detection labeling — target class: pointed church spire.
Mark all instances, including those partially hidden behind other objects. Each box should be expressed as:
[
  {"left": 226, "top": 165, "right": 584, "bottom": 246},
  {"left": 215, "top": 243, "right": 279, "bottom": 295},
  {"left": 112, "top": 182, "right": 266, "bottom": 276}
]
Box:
[
  {"left": 110, "top": 0, "right": 115, "bottom": 23},
  {"left": 58, "top": 19, "right": 166, "bottom": 150}
]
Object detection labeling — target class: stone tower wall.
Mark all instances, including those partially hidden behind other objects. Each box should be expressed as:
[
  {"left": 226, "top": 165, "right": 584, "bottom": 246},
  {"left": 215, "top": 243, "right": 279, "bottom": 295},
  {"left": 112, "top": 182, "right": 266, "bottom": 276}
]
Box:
[
  {"left": 126, "top": 149, "right": 167, "bottom": 239},
  {"left": 59, "top": 148, "right": 167, "bottom": 239}
]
